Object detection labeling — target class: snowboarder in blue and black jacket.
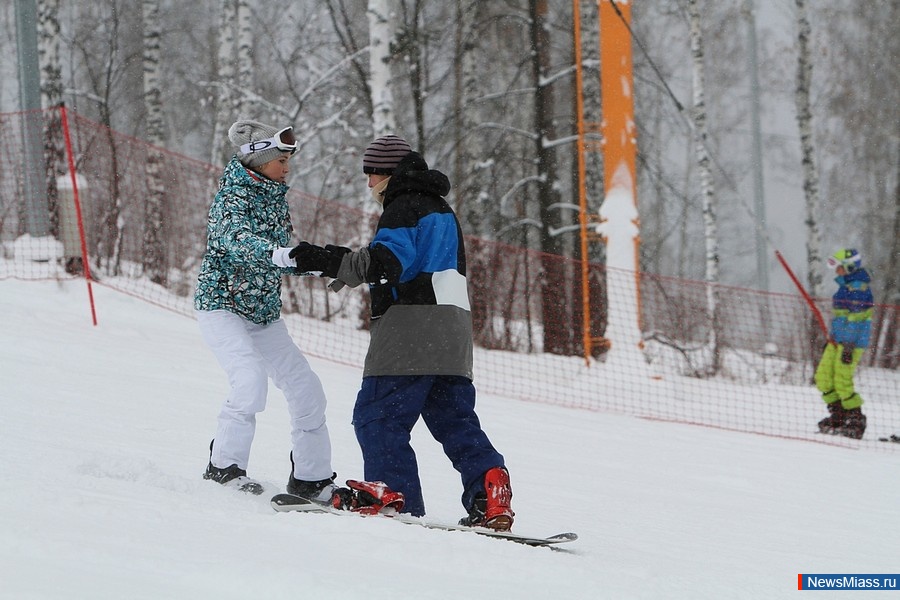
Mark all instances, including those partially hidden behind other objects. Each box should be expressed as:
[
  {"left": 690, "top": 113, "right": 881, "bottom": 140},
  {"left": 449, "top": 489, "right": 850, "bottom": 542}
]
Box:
[{"left": 289, "top": 135, "right": 514, "bottom": 529}]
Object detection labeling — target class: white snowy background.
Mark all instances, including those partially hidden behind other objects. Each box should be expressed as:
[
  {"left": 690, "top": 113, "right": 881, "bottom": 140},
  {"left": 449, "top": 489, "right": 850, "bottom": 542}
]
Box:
[{"left": 2, "top": 279, "right": 898, "bottom": 600}]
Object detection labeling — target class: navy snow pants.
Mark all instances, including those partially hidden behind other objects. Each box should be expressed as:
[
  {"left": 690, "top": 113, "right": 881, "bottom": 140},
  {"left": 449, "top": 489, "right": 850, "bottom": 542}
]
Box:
[{"left": 352, "top": 375, "right": 505, "bottom": 517}]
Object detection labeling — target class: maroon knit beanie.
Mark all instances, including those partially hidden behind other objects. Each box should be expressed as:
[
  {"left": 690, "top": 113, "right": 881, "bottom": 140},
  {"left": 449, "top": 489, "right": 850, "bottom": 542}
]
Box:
[{"left": 362, "top": 135, "right": 412, "bottom": 175}]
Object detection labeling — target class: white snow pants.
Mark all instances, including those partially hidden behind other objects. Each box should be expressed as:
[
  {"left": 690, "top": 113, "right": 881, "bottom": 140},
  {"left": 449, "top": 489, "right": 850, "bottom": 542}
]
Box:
[{"left": 196, "top": 309, "right": 333, "bottom": 481}]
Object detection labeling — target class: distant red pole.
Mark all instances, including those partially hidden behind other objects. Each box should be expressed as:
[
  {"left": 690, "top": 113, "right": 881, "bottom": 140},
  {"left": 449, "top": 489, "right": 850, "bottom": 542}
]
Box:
[
  {"left": 60, "top": 105, "right": 98, "bottom": 326},
  {"left": 775, "top": 250, "right": 829, "bottom": 341}
]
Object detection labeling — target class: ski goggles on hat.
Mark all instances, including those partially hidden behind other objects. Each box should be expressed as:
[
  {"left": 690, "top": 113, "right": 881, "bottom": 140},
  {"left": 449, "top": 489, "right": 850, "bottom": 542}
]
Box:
[
  {"left": 826, "top": 256, "right": 840, "bottom": 269},
  {"left": 239, "top": 126, "right": 297, "bottom": 155}
]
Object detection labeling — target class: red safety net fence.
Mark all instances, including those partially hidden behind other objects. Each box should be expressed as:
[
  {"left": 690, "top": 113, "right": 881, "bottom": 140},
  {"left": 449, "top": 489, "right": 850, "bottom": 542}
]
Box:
[{"left": 2, "top": 107, "right": 898, "bottom": 449}]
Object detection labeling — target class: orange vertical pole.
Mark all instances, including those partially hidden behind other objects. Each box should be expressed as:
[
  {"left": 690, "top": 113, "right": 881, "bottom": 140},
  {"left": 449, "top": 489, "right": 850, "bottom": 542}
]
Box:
[
  {"left": 599, "top": 1, "right": 636, "bottom": 192},
  {"left": 599, "top": 0, "right": 642, "bottom": 335}
]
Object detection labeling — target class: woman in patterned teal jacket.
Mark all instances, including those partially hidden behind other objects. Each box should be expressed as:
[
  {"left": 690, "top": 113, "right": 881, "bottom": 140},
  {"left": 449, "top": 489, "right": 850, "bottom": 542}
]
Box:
[
  {"left": 194, "top": 154, "right": 295, "bottom": 323},
  {"left": 815, "top": 248, "right": 874, "bottom": 440},
  {"left": 194, "top": 120, "right": 340, "bottom": 503}
]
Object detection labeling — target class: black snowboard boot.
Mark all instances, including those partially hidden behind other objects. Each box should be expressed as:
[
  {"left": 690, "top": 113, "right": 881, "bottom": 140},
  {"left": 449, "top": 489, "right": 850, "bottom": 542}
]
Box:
[
  {"left": 840, "top": 406, "right": 867, "bottom": 440},
  {"left": 817, "top": 401, "right": 845, "bottom": 434},
  {"left": 286, "top": 473, "right": 340, "bottom": 504},
  {"left": 286, "top": 452, "right": 340, "bottom": 505},
  {"left": 204, "top": 462, "right": 247, "bottom": 484},
  {"left": 203, "top": 440, "right": 263, "bottom": 495}
]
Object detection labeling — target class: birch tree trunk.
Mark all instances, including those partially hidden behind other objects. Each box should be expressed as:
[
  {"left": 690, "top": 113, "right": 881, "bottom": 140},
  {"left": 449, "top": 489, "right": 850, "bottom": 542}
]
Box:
[
  {"left": 885, "top": 142, "right": 900, "bottom": 309},
  {"left": 454, "top": 0, "right": 494, "bottom": 349},
  {"left": 368, "top": 0, "right": 397, "bottom": 137},
  {"left": 454, "top": 0, "right": 486, "bottom": 235},
  {"left": 142, "top": 0, "right": 167, "bottom": 285},
  {"left": 575, "top": 0, "right": 605, "bottom": 356},
  {"left": 876, "top": 141, "right": 900, "bottom": 368},
  {"left": 211, "top": 0, "right": 237, "bottom": 166},
  {"left": 688, "top": 0, "right": 720, "bottom": 375},
  {"left": 531, "top": 0, "right": 571, "bottom": 355},
  {"left": 233, "top": 0, "right": 252, "bottom": 118},
  {"left": 794, "top": 0, "right": 824, "bottom": 301},
  {"left": 531, "top": 0, "right": 561, "bottom": 257},
  {"left": 578, "top": 0, "right": 604, "bottom": 250},
  {"left": 90, "top": 2, "right": 125, "bottom": 277},
  {"left": 398, "top": 3, "right": 426, "bottom": 147},
  {"left": 37, "top": 0, "right": 63, "bottom": 240}
]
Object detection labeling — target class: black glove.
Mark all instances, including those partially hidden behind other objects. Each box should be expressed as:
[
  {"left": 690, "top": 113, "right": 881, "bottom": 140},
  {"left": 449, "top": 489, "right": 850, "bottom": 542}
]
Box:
[
  {"left": 325, "top": 244, "right": 351, "bottom": 262},
  {"left": 289, "top": 242, "right": 330, "bottom": 273},
  {"left": 322, "top": 244, "right": 351, "bottom": 278},
  {"left": 840, "top": 343, "right": 855, "bottom": 365},
  {"left": 289, "top": 242, "right": 350, "bottom": 278}
]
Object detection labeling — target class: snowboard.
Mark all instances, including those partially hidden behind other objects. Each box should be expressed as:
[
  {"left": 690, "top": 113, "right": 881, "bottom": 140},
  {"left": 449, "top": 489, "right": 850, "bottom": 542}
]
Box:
[{"left": 271, "top": 493, "right": 577, "bottom": 548}]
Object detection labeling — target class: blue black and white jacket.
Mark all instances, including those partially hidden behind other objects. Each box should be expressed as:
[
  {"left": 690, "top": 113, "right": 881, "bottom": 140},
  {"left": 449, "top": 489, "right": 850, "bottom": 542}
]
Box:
[
  {"left": 336, "top": 152, "right": 474, "bottom": 379},
  {"left": 830, "top": 267, "right": 874, "bottom": 348},
  {"left": 194, "top": 156, "right": 296, "bottom": 325}
]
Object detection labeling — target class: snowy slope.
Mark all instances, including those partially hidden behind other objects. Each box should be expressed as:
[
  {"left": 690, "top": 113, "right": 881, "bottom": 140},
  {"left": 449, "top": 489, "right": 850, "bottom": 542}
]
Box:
[{"left": 1, "top": 279, "right": 897, "bottom": 600}]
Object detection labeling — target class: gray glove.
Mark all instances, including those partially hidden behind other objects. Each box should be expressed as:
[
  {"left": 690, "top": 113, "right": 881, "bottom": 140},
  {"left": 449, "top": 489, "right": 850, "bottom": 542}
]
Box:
[
  {"left": 334, "top": 247, "right": 372, "bottom": 289},
  {"left": 840, "top": 343, "right": 855, "bottom": 364}
]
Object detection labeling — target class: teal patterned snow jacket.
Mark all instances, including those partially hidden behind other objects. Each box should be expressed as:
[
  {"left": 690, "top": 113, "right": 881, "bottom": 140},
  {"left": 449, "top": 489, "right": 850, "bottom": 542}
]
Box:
[{"left": 194, "top": 156, "right": 296, "bottom": 325}]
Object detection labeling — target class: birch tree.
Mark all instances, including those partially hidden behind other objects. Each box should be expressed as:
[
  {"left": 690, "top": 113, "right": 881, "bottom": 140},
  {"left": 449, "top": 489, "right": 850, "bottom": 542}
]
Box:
[
  {"left": 531, "top": 0, "right": 572, "bottom": 355},
  {"left": 142, "top": 0, "right": 167, "bottom": 285},
  {"left": 209, "top": 0, "right": 254, "bottom": 162},
  {"left": 368, "top": 0, "right": 397, "bottom": 136},
  {"left": 577, "top": 0, "right": 603, "bottom": 259},
  {"left": 453, "top": 0, "right": 482, "bottom": 232},
  {"left": 451, "top": 0, "right": 505, "bottom": 240},
  {"left": 211, "top": 0, "right": 238, "bottom": 165},
  {"left": 395, "top": 2, "right": 425, "bottom": 147},
  {"left": 688, "top": 0, "right": 720, "bottom": 374},
  {"left": 881, "top": 151, "right": 900, "bottom": 368},
  {"left": 37, "top": 0, "right": 63, "bottom": 240},
  {"left": 530, "top": 0, "right": 561, "bottom": 257},
  {"left": 453, "top": 0, "right": 506, "bottom": 349},
  {"left": 234, "top": 0, "right": 252, "bottom": 118},
  {"left": 793, "top": 0, "right": 823, "bottom": 301},
  {"left": 574, "top": 0, "right": 608, "bottom": 356}
]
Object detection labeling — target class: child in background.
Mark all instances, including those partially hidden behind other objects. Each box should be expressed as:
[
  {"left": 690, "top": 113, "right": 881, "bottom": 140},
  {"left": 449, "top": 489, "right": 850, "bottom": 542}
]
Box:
[{"left": 814, "top": 248, "right": 874, "bottom": 439}]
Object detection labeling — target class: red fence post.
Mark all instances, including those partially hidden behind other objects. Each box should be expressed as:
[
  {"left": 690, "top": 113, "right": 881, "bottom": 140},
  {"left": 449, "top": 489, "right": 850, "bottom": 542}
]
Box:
[
  {"left": 59, "top": 105, "right": 98, "bottom": 326},
  {"left": 775, "top": 250, "right": 828, "bottom": 341}
]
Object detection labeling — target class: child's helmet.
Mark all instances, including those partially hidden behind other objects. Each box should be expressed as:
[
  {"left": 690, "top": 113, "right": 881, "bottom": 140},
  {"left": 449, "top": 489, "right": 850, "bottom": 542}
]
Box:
[{"left": 826, "top": 248, "right": 862, "bottom": 272}]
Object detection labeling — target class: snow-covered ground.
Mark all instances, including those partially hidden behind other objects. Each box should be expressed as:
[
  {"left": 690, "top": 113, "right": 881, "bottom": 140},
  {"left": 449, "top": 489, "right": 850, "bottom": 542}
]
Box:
[{"left": 2, "top": 279, "right": 897, "bottom": 599}]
